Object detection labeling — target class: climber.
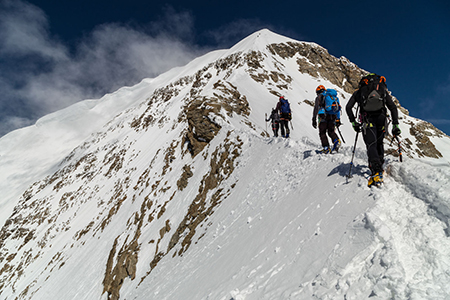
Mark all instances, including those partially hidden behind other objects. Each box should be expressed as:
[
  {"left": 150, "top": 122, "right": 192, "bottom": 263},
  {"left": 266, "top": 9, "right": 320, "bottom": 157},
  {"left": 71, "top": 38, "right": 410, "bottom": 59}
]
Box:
[
  {"left": 266, "top": 108, "right": 280, "bottom": 137},
  {"left": 276, "top": 96, "right": 292, "bottom": 138},
  {"left": 312, "top": 85, "right": 341, "bottom": 153},
  {"left": 346, "top": 73, "right": 400, "bottom": 187}
]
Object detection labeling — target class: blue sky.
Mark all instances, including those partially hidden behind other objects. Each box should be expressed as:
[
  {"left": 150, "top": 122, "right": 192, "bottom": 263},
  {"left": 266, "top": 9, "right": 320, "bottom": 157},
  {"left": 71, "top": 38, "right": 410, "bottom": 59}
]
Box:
[{"left": 1, "top": 0, "right": 449, "bottom": 136}]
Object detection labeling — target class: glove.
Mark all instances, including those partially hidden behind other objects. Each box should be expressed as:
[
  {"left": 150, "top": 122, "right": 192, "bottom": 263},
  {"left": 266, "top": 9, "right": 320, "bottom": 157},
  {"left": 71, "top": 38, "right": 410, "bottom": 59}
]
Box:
[
  {"left": 312, "top": 118, "right": 317, "bottom": 129},
  {"left": 392, "top": 124, "right": 401, "bottom": 136},
  {"left": 352, "top": 121, "right": 361, "bottom": 132},
  {"left": 335, "top": 119, "right": 341, "bottom": 127}
]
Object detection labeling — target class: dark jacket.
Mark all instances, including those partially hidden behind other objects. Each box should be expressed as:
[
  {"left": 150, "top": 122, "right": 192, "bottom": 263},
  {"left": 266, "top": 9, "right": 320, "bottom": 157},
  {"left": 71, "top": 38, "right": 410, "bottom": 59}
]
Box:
[
  {"left": 312, "top": 94, "right": 324, "bottom": 122},
  {"left": 266, "top": 110, "right": 280, "bottom": 123},
  {"left": 346, "top": 89, "right": 399, "bottom": 125}
]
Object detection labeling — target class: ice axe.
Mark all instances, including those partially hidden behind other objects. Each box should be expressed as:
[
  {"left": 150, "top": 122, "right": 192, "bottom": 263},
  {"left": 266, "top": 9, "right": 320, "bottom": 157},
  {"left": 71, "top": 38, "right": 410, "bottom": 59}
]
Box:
[
  {"left": 336, "top": 124, "right": 345, "bottom": 144},
  {"left": 390, "top": 135, "right": 403, "bottom": 162}
]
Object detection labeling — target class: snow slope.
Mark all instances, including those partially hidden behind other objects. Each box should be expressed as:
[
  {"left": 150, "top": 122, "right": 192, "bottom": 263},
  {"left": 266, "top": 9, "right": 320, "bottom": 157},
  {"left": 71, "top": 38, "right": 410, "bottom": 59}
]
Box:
[
  {"left": 0, "top": 29, "right": 450, "bottom": 300},
  {"left": 117, "top": 132, "right": 450, "bottom": 300}
]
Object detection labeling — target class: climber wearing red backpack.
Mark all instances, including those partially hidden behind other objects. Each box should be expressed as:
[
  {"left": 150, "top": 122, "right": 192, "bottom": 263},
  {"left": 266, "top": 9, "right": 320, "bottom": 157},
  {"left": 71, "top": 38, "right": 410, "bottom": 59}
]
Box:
[{"left": 312, "top": 85, "right": 341, "bottom": 153}]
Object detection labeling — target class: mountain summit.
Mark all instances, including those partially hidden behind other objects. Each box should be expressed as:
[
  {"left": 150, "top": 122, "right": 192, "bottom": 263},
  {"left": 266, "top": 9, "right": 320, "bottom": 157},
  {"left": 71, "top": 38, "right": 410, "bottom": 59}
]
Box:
[{"left": 1, "top": 29, "right": 449, "bottom": 300}]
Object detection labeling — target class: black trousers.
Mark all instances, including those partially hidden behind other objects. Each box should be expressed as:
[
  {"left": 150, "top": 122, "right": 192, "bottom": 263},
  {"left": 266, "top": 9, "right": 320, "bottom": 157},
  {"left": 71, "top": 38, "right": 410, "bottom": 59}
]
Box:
[
  {"left": 362, "top": 112, "right": 386, "bottom": 174},
  {"left": 280, "top": 119, "right": 290, "bottom": 137},
  {"left": 271, "top": 121, "right": 279, "bottom": 137},
  {"left": 318, "top": 114, "right": 338, "bottom": 147}
]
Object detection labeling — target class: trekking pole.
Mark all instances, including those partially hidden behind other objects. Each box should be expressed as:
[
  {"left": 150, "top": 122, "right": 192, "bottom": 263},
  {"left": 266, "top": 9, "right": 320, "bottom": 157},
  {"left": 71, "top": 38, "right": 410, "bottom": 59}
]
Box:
[
  {"left": 347, "top": 130, "right": 359, "bottom": 179},
  {"left": 346, "top": 104, "right": 360, "bottom": 179},
  {"left": 265, "top": 113, "right": 267, "bottom": 133}
]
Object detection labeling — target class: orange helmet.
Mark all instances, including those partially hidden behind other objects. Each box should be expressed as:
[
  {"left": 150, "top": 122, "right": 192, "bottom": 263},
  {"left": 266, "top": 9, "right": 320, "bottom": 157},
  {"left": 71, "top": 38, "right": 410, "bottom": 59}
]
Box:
[{"left": 316, "top": 85, "right": 325, "bottom": 94}]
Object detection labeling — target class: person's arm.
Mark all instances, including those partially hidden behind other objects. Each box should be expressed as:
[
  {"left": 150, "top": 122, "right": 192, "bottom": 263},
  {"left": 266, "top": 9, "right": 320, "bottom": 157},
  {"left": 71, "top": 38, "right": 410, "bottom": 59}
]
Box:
[
  {"left": 312, "top": 95, "right": 322, "bottom": 128},
  {"left": 385, "top": 93, "right": 399, "bottom": 124},
  {"left": 346, "top": 93, "right": 358, "bottom": 123},
  {"left": 312, "top": 95, "right": 321, "bottom": 121}
]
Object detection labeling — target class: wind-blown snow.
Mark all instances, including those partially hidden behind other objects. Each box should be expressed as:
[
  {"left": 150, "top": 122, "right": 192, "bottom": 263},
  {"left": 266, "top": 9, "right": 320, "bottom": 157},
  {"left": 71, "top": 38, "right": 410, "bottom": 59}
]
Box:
[{"left": 0, "top": 29, "right": 449, "bottom": 300}]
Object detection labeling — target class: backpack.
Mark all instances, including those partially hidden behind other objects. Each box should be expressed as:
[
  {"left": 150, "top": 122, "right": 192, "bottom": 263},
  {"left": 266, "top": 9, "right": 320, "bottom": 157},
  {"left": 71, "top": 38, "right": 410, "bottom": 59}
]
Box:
[
  {"left": 280, "top": 98, "right": 291, "bottom": 114},
  {"left": 322, "top": 89, "right": 341, "bottom": 115},
  {"left": 359, "top": 74, "right": 387, "bottom": 112},
  {"left": 271, "top": 109, "right": 280, "bottom": 122}
]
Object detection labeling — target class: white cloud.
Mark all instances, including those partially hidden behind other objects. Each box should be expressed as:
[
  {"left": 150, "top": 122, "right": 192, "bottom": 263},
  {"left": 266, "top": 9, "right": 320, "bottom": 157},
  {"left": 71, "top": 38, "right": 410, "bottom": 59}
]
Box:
[
  {"left": 1, "top": 115, "right": 34, "bottom": 136},
  {"left": 0, "top": 0, "right": 67, "bottom": 59},
  {"left": 0, "top": 1, "right": 286, "bottom": 137},
  {"left": 0, "top": 1, "right": 205, "bottom": 136}
]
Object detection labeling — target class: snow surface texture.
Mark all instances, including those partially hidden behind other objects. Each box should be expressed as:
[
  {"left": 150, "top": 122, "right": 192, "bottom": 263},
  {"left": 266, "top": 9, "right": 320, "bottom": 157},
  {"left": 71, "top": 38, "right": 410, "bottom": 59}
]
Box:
[{"left": 0, "top": 29, "right": 449, "bottom": 300}]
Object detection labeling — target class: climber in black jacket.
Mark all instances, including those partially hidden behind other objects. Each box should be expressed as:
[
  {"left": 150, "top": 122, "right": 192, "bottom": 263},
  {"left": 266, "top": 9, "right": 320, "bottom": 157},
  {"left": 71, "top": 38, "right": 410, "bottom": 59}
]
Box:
[{"left": 346, "top": 73, "right": 401, "bottom": 187}]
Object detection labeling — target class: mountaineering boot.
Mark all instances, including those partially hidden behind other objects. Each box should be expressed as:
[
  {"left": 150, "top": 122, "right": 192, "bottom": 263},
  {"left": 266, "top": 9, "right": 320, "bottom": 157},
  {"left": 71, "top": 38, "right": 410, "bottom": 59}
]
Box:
[
  {"left": 331, "top": 138, "right": 341, "bottom": 153},
  {"left": 368, "top": 172, "right": 383, "bottom": 187},
  {"left": 319, "top": 146, "right": 331, "bottom": 154}
]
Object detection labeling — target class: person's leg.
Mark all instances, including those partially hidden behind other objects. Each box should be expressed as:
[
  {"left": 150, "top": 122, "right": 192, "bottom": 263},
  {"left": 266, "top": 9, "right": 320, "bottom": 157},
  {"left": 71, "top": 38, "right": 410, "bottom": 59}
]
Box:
[
  {"left": 363, "top": 125, "right": 383, "bottom": 174},
  {"left": 285, "top": 121, "right": 290, "bottom": 137},
  {"left": 326, "top": 116, "right": 338, "bottom": 142},
  {"left": 280, "top": 120, "right": 286, "bottom": 137},
  {"left": 319, "top": 121, "right": 329, "bottom": 147},
  {"left": 273, "top": 122, "right": 279, "bottom": 137},
  {"left": 375, "top": 114, "right": 387, "bottom": 167}
]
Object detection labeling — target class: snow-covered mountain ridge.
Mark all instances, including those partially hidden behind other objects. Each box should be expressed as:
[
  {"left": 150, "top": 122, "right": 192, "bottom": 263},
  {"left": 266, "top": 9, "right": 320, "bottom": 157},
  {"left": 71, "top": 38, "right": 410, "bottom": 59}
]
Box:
[{"left": 0, "top": 29, "right": 449, "bottom": 300}]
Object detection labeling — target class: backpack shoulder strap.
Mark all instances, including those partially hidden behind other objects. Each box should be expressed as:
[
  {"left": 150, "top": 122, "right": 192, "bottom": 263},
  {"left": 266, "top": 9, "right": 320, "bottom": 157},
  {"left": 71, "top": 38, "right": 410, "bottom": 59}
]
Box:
[{"left": 319, "top": 93, "right": 326, "bottom": 107}]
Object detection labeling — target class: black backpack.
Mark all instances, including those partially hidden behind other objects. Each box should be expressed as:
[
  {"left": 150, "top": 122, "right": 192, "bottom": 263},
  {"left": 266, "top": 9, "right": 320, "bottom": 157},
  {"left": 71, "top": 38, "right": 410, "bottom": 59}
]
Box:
[{"left": 359, "top": 73, "right": 387, "bottom": 112}]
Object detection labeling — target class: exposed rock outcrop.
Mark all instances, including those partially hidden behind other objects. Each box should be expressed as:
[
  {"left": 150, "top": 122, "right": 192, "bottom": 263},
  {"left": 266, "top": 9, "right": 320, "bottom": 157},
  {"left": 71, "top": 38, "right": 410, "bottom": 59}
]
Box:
[{"left": 268, "top": 42, "right": 367, "bottom": 93}]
